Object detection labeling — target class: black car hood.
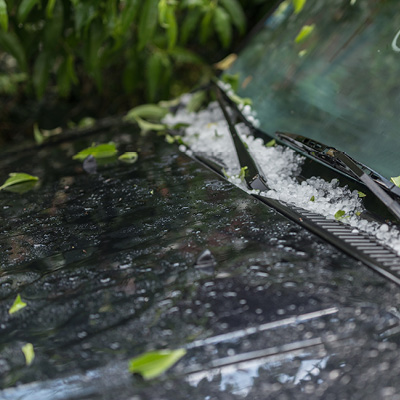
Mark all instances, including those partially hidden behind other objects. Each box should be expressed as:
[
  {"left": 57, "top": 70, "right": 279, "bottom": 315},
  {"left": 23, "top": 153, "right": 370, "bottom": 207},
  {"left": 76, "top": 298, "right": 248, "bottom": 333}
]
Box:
[{"left": 1, "top": 125, "right": 400, "bottom": 399}]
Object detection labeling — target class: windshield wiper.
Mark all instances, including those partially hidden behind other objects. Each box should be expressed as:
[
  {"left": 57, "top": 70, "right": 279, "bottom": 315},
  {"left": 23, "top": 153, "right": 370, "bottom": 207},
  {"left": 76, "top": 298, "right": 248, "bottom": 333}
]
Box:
[
  {"left": 215, "top": 88, "right": 269, "bottom": 191},
  {"left": 276, "top": 131, "right": 400, "bottom": 221}
]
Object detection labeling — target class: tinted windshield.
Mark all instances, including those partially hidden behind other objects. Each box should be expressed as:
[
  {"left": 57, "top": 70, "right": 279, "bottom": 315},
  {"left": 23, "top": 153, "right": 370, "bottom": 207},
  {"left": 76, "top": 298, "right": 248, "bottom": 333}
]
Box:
[{"left": 229, "top": 0, "right": 400, "bottom": 178}]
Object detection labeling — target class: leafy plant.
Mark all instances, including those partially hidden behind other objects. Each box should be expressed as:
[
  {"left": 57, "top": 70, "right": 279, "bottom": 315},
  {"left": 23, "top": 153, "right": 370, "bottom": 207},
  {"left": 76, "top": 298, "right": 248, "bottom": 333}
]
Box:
[{"left": 0, "top": 0, "right": 250, "bottom": 104}]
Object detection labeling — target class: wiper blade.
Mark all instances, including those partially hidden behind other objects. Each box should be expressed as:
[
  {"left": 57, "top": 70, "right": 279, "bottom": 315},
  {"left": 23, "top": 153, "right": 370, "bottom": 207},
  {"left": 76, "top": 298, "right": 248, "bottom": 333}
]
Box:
[
  {"left": 215, "top": 88, "right": 269, "bottom": 191},
  {"left": 277, "top": 131, "right": 400, "bottom": 221}
]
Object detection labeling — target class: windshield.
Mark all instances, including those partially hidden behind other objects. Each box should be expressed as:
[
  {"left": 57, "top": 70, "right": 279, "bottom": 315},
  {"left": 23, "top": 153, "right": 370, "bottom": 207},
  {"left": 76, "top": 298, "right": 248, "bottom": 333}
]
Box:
[{"left": 228, "top": 0, "right": 400, "bottom": 179}]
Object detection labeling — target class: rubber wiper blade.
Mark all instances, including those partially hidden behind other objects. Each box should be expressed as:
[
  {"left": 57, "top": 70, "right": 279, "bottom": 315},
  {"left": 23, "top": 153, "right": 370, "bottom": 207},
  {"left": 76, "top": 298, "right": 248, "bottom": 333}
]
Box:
[
  {"left": 277, "top": 131, "right": 400, "bottom": 221},
  {"left": 215, "top": 88, "right": 268, "bottom": 191}
]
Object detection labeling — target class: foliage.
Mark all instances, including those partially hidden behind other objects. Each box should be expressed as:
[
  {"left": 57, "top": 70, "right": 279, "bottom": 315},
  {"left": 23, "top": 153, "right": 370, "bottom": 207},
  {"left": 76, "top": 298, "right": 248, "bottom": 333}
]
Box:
[{"left": 0, "top": 0, "right": 253, "bottom": 105}]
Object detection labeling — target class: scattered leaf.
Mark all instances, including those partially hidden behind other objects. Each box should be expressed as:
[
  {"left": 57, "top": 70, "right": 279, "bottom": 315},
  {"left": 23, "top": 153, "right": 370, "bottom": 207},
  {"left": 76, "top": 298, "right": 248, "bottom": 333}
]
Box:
[
  {"left": 0, "top": 173, "right": 39, "bottom": 190},
  {"left": 310, "top": 195, "right": 315, "bottom": 202},
  {"left": 266, "top": 139, "right": 276, "bottom": 147},
  {"left": 221, "top": 73, "right": 240, "bottom": 91},
  {"left": 128, "top": 349, "right": 186, "bottom": 380},
  {"left": 356, "top": 211, "right": 361, "bottom": 216},
  {"left": 186, "top": 90, "right": 207, "bottom": 113},
  {"left": 214, "top": 53, "right": 237, "bottom": 70},
  {"left": 239, "top": 166, "right": 248, "bottom": 180},
  {"left": 222, "top": 169, "right": 230, "bottom": 179},
  {"left": 72, "top": 143, "right": 117, "bottom": 161},
  {"left": 358, "top": 191, "right": 366, "bottom": 198},
  {"left": 125, "top": 104, "right": 169, "bottom": 122},
  {"left": 33, "top": 123, "right": 44, "bottom": 145},
  {"left": 391, "top": 176, "right": 400, "bottom": 188},
  {"left": 293, "top": 0, "right": 306, "bottom": 14},
  {"left": 334, "top": 210, "right": 346, "bottom": 220},
  {"left": 295, "top": 24, "right": 315, "bottom": 43},
  {"left": 21, "top": 343, "right": 35, "bottom": 366},
  {"left": 119, "top": 152, "right": 138, "bottom": 164},
  {"left": 9, "top": 294, "right": 27, "bottom": 314},
  {"left": 3, "top": 181, "right": 38, "bottom": 194},
  {"left": 136, "top": 117, "right": 167, "bottom": 132}
]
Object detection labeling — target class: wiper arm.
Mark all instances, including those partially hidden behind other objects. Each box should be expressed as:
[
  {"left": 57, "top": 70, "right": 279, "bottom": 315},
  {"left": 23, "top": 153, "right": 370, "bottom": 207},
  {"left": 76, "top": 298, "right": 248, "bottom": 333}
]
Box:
[
  {"left": 277, "top": 131, "right": 400, "bottom": 221},
  {"left": 215, "top": 88, "right": 269, "bottom": 191}
]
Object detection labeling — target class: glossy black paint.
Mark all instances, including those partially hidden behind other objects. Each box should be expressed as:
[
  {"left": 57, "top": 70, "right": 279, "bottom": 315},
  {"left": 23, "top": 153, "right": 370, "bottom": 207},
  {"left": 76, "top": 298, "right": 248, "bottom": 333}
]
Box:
[{"left": 0, "top": 127, "right": 400, "bottom": 399}]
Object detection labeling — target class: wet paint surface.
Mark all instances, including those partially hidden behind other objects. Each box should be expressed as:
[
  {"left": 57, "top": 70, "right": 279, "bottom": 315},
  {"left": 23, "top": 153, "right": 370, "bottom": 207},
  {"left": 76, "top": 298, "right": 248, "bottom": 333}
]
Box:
[{"left": 0, "top": 127, "right": 400, "bottom": 399}]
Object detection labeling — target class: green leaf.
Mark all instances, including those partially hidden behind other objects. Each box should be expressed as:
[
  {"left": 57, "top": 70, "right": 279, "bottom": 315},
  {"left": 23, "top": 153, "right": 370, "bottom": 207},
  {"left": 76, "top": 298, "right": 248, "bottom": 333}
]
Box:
[
  {"left": 21, "top": 343, "right": 35, "bottom": 366},
  {"left": 33, "top": 52, "right": 51, "bottom": 99},
  {"left": 165, "top": 134, "right": 175, "bottom": 144},
  {"left": 266, "top": 139, "right": 276, "bottom": 147},
  {"left": 146, "top": 52, "right": 164, "bottom": 102},
  {"left": 125, "top": 104, "right": 169, "bottom": 121},
  {"left": 186, "top": 90, "right": 207, "bottom": 113},
  {"left": 17, "top": 0, "right": 39, "bottom": 23},
  {"left": 87, "top": 20, "right": 104, "bottom": 89},
  {"left": 219, "top": 0, "right": 246, "bottom": 34},
  {"left": 120, "top": 0, "right": 140, "bottom": 33},
  {"left": 9, "top": 294, "right": 27, "bottom": 314},
  {"left": 119, "top": 152, "right": 138, "bottom": 164},
  {"left": 310, "top": 195, "right": 315, "bottom": 202},
  {"left": 0, "top": 173, "right": 39, "bottom": 190},
  {"left": 73, "top": 143, "right": 118, "bottom": 160},
  {"left": 295, "top": 24, "right": 315, "bottom": 43},
  {"left": 180, "top": 8, "right": 202, "bottom": 44},
  {"left": 391, "top": 176, "right": 400, "bottom": 188},
  {"left": 214, "top": 6, "right": 231, "bottom": 49},
  {"left": 43, "top": 0, "right": 64, "bottom": 50},
  {"left": 33, "top": 123, "right": 44, "bottom": 145},
  {"left": 73, "top": 3, "right": 98, "bottom": 36},
  {"left": 0, "top": 31, "right": 27, "bottom": 71},
  {"left": 358, "top": 191, "right": 366, "bottom": 198},
  {"left": 128, "top": 349, "right": 186, "bottom": 380},
  {"left": 221, "top": 73, "right": 239, "bottom": 91},
  {"left": 123, "top": 52, "right": 139, "bottom": 94},
  {"left": 138, "top": 0, "right": 159, "bottom": 50},
  {"left": 46, "top": 0, "right": 56, "bottom": 18},
  {"left": 158, "top": 0, "right": 167, "bottom": 26},
  {"left": 239, "top": 166, "right": 248, "bottom": 180},
  {"left": 293, "top": 0, "right": 306, "bottom": 14},
  {"left": 169, "top": 47, "right": 204, "bottom": 65},
  {"left": 135, "top": 117, "right": 167, "bottom": 132},
  {"left": 57, "top": 55, "right": 78, "bottom": 97},
  {"left": 166, "top": 6, "right": 178, "bottom": 50},
  {"left": 200, "top": 8, "right": 215, "bottom": 44},
  {"left": 0, "top": 0, "right": 8, "bottom": 31},
  {"left": 334, "top": 210, "right": 346, "bottom": 220}
]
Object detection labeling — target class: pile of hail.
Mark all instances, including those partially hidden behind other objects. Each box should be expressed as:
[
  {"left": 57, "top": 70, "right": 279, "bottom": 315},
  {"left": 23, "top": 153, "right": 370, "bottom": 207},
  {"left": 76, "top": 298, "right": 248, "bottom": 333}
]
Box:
[{"left": 162, "top": 87, "right": 400, "bottom": 255}]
